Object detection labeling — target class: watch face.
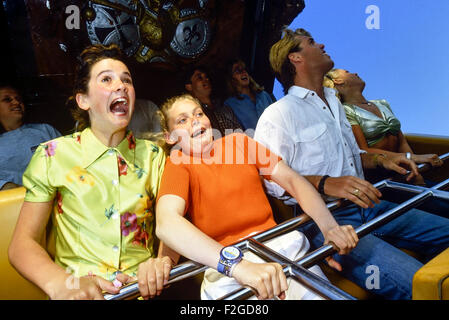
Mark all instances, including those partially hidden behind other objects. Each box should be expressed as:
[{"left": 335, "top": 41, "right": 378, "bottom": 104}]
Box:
[{"left": 222, "top": 247, "right": 241, "bottom": 260}]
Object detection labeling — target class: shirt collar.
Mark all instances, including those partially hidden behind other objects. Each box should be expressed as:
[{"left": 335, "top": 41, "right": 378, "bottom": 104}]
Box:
[
  {"left": 287, "top": 85, "right": 337, "bottom": 99},
  {"left": 80, "top": 128, "right": 136, "bottom": 168}
]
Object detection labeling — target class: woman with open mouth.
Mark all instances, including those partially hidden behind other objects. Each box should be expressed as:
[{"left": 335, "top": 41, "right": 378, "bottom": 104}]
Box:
[
  {"left": 8, "top": 44, "right": 175, "bottom": 300},
  {"left": 224, "top": 59, "right": 275, "bottom": 132},
  {"left": 155, "top": 94, "right": 359, "bottom": 300}
]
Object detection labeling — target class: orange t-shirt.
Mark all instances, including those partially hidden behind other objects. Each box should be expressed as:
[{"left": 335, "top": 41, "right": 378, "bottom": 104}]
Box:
[{"left": 157, "top": 133, "right": 282, "bottom": 246}]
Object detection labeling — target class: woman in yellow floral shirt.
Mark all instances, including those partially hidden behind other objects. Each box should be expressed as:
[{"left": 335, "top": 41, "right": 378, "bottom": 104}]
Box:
[{"left": 8, "top": 44, "right": 175, "bottom": 300}]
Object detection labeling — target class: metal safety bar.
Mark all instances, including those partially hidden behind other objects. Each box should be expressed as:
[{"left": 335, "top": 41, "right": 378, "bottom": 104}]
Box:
[
  {"left": 105, "top": 214, "right": 313, "bottom": 300},
  {"left": 219, "top": 239, "right": 355, "bottom": 300},
  {"left": 220, "top": 176, "right": 449, "bottom": 299},
  {"left": 105, "top": 153, "right": 449, "bottom": 300}
]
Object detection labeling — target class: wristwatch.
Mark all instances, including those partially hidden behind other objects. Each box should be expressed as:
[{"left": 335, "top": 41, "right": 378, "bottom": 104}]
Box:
[{"left": 217, "top": 246, "right": 243, "bottom": 277}]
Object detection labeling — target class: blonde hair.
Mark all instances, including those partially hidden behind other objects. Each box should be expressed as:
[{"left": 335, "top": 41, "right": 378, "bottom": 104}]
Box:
[
  {"left": 154, "top": 94, "right": 202, "bottom": 154},
  {"left": 323, "top": 69, "right": 342, "bottom": 99},
  {"left": 269, "top": 27, "right": 311, "bottom": 94}
]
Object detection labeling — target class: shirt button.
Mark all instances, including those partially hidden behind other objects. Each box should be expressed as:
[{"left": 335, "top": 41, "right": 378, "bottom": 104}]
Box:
[
  {"left": 350, "top": 163, "right": 354, "bottom": 167},
  {"left": 111, "top": 212, "right": 119, "bottom": 220},
  {"left": 112, "top": 179, "right": 118, "bottom": 186},
  {"left": 311, "top": 93, "right": 315, "bottom": 96},
  {"left": 108, "top": 149, "right": 115, "bottom": 156},
  {"left": 112, "top": 245, "right": 119, "bottom": 252},
  {"left": 323, "top": 106, "right": 326, "bottom": 110}
]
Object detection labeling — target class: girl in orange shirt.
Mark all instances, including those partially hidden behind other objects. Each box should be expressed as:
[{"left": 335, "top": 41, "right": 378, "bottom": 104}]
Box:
[{"left": 156, "top": 94, "right": 358, "bottom": 300}]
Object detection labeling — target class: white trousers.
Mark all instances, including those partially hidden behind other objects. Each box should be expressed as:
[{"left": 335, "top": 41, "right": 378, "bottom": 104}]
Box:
[{"left": 201, "top": 230, "right": 328, "bottom": 300}]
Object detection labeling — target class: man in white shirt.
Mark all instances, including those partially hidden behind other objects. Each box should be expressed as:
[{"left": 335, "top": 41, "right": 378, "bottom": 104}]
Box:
[{"left": 254, "top": 28, "right": 449, "bottom": 300}]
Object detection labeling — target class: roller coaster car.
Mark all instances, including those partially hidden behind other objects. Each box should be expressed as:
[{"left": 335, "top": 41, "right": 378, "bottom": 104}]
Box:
[
  {"left": 1, "top": 134, "right": 449, "bottom": 300},
  {"left": 2, "top": 0, "right": 449, "bottom": 300}
]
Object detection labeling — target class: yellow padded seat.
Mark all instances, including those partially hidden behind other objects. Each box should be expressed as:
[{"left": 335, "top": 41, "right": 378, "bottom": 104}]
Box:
[
  {"left": 413, "top": 247, "right": 449, "bottom": 300},
  {"left": 0, "top": 187, "right": 47, "bottom": 300}
]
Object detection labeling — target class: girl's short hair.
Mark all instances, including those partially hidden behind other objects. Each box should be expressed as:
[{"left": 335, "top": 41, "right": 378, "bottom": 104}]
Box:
[{"left": 150, "top": 94, "right": 202, "bottom": 154}]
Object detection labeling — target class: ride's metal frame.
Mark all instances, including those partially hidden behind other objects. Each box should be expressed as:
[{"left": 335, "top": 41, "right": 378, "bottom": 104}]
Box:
[{"left": 105, "top": 152, "right": 449, "bottom": 300}]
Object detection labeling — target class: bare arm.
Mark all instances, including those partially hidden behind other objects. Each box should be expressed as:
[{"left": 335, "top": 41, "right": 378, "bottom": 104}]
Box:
[
  {"left": 8, "top": 201, "right": 121, "bottom": 299},
  {"left": 133, "top": 240, "right": 179, "bottom": 300},
  {"left": 156, "top": 194, "right": 288, "bottom": 299},
  {"left": 8, "top": 201, "right": 70, "bottom": 298},
  {"left": 270, "top": 161, "right": 358, "bottom": 260},
  {"left": 156, "top": 195, "right": 226, "bottom": 268},
  {"left": 157, "top": 241, "right": 180, "bottom": 265},
  {"left": 396, "top": 131, "right": 414, "bottom": 154}
]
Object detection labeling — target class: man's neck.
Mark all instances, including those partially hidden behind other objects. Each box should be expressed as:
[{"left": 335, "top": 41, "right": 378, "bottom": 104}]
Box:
[{"left": 294, "top": 71, "right": 326, "bottom": 101}]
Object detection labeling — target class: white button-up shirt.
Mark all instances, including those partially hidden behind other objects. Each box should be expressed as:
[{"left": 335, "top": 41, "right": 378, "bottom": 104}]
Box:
[{"left": 254, "top": 85, "right": 365, "bottom": 204}]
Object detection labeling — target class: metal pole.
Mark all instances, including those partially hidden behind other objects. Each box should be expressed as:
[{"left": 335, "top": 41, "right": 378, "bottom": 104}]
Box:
[
  {"left": 219, "top": 239, "right": 355, "bottom": 300},
  {"left": 297, "top": 190, "right": 433, "bottom": 269},
  {"left": 105, "top": 214, "right": 311, "bottom": 300},
  {"left": 105, "top": 153, "right": 448, "bottom": 300},
  {"left": 385, "top": 179, "right": 449, "bottom": 200}
]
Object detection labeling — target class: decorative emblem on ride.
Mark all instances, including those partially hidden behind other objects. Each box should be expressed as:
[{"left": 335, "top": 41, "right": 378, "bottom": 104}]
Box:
[
  {"left": 84, "top": 0, "right": 212, "bottom": 64},
  {"left": 170, "top": 8, "right": 211, "bottom": 59}
]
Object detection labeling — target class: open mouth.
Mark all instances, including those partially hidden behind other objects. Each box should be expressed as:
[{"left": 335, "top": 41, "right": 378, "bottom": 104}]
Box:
[
  {"left": 110, "top": 97, "right": 129, "bottom": 116},
  {"left": 191, "top": 127, "right": 207, "bottom": 138},
  {"left": 10, "top": 106, "right": 23, "bottom": 113}
]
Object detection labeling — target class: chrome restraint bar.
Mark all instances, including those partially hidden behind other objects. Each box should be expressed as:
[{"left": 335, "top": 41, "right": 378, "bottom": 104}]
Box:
[
  {"left": 219, "top": 238, "right": 355, "bottom": 300},
  {"left": 105, "top": 214, "right": 313, "bottom": 300},
  {"left": 105, "top": 154, "right": 449, "bottom": 300},
  {"left": 213, "top": 176, "right": 449, "bottom": 300}
]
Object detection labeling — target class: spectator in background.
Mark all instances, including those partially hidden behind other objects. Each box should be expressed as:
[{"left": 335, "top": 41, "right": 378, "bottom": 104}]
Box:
[
  {"left": 0, "top": 84, "right": 61, "bottom": 190},
  {"left": 183, "top": 66, "right": 243, "bottom": 137},
  {"left": 224, "top": 58, "right": 275, "bottom": 131}
]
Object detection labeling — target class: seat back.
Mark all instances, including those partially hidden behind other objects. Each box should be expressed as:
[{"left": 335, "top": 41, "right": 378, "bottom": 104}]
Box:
[
  {"left": 0, "top": 187, "right": 47, "bottom": 300},
  {"left": 413, "top": 247, "right": 449, "bottom": 300}
]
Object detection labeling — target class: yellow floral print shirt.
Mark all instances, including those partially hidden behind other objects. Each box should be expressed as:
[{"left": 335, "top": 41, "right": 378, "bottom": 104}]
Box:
[{"left": 22, "top": 128, "right": 166, "bottom": 281}]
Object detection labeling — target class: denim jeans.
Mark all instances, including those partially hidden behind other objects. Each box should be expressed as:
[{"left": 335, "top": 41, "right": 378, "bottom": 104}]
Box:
[{"left": 297, "top": 200, "right": 449, "bottom": 300}]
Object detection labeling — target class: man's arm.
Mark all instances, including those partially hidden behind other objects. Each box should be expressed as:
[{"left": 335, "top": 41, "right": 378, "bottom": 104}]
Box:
[
  {"left": 303, "top": 174, "right": 382, "bottom": 209},
  {"left": 270, "top": 162, "right": 358, "bottom": 259}
]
